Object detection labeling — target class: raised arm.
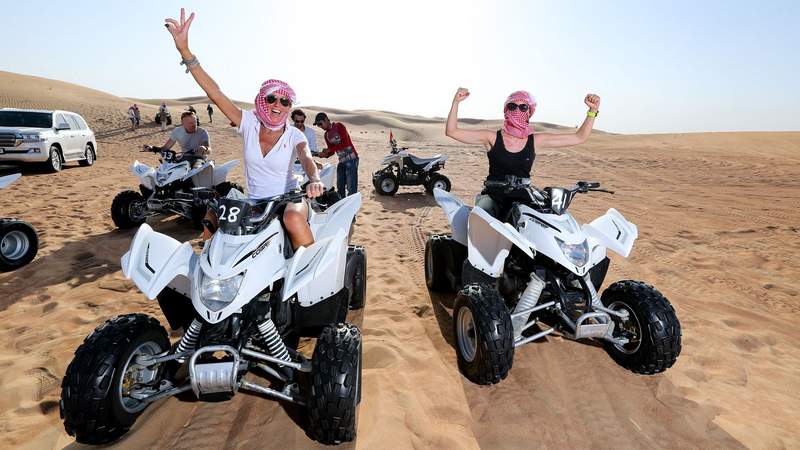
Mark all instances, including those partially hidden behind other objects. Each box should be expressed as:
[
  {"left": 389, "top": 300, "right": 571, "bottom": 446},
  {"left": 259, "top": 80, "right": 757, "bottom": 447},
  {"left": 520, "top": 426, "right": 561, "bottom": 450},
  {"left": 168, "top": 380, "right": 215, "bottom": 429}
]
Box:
[
  {"left": 534, "top": 94, "right": 601, "bottom": 148},
  {"left": 445, "top": 88, "right": 495, "bottom": 150},
  {"left": 165, "top": 9, "right": 243, "bottom": 126}
]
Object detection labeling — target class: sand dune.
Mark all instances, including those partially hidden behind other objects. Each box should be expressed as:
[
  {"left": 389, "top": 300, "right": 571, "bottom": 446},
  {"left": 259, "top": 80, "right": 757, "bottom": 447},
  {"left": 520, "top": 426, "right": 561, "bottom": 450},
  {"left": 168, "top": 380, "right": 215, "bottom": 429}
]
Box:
[{"left": 0, "top": 71, "right": 799, "bottom": 449}]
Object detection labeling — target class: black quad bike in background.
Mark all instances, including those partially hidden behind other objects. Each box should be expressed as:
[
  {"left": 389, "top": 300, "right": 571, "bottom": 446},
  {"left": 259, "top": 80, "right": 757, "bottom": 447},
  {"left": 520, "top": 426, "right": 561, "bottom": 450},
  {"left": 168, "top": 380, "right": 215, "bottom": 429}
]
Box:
[{"left": 372, "top": 133, "right": 451, "bottom": 196}]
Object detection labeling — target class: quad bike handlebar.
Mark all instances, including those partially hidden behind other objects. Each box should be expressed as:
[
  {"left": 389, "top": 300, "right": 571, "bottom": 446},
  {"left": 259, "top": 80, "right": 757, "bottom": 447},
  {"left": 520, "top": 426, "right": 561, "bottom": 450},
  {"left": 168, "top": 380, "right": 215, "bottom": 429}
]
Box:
[{"left": 484, "top": 176, "right": 614, "bottom": 215}]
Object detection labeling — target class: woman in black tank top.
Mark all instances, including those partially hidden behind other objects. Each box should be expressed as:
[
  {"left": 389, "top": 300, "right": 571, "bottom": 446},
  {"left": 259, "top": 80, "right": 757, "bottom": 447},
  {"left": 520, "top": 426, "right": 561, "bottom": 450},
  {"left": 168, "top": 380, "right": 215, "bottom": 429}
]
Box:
[
  {"left": 487, "top": 130, "right": 535, "bottom": 181},
  {"left": 445, "top": 87, "right": 602, "bottom": 218}
]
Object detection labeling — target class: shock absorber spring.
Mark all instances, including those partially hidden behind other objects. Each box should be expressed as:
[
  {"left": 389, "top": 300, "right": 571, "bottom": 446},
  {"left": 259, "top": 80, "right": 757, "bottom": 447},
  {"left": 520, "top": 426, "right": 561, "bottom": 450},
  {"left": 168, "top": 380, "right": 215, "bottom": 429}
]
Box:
[
  {"left": 512, "top": 273, "right": 546, "bottom": 339},
  {"left": 257, "top": 318, "right": 291, "bottom": 363},
  {"left": 176, "top": 319, "right": 202, "bottom": 355}
]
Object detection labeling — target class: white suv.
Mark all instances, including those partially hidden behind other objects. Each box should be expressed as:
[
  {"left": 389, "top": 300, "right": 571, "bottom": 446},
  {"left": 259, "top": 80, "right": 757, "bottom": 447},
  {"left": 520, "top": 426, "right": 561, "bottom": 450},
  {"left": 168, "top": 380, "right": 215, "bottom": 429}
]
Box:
[{"left": 0, "top": 108, "right": 98, "bottom": 172}]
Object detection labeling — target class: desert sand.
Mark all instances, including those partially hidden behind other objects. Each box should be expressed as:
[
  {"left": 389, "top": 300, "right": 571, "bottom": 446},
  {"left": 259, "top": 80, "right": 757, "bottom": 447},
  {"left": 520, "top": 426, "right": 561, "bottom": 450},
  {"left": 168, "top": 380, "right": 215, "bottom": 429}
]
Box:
[{"left": 0, "top": 70, "right": 798, "bottom": 449}]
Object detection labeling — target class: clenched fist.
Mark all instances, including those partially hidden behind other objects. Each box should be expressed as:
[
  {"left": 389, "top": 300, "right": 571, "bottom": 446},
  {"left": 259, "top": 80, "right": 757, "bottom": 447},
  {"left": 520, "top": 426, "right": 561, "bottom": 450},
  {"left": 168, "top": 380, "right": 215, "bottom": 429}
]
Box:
[
  {"left": 584, "top": 94, "right": 601, "bottom": 112},
  {"left": 453, "top": 87, "right": 470, "bottom": 104}
]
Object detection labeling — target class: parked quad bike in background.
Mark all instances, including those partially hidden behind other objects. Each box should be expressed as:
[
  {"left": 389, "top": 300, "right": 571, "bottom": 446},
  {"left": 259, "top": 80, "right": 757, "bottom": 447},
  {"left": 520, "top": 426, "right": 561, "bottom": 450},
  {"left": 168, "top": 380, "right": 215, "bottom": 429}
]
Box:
[
  {"left": 0, "top": 173, "right": 38, "bottom": 271},
  {"left": 372, "top": 133, "right": 450, "bottom": 196},
  {"left": 154, "top": 111, "right": 172, "bottom": 126}
]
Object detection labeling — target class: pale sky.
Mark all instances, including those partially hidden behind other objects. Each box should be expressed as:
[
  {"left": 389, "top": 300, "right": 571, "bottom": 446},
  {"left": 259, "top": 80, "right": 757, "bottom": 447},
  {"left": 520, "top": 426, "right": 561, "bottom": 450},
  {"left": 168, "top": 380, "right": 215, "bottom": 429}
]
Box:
[{"left": 3, "top": 0, "right": 799, "bottom": 133}]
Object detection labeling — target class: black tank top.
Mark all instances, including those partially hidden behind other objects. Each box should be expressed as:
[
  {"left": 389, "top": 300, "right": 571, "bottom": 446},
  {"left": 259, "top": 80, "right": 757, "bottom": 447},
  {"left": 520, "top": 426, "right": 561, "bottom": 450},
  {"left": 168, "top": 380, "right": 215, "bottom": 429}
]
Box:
[{"left": 487, "top": 130, "right": 535, "bottom": 181}]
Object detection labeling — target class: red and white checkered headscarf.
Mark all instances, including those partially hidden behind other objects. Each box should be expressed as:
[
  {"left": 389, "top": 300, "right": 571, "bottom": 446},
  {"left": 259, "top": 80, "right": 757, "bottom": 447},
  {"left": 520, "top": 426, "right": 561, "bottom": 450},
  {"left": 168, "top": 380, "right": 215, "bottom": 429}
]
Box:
[
  {"left": 503, "top": 90, "right": 537, "bottom": 139},
  {"left": 254, "top": 79, "right": 297, "bottom": 131}
]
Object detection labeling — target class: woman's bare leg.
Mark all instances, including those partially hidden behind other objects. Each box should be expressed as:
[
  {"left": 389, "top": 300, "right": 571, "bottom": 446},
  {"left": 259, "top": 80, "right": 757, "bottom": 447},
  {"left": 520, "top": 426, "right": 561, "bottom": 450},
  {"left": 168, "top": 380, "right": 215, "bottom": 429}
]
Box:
[{"left": 284, "top": 201, "right": 313, "bottom": 249}]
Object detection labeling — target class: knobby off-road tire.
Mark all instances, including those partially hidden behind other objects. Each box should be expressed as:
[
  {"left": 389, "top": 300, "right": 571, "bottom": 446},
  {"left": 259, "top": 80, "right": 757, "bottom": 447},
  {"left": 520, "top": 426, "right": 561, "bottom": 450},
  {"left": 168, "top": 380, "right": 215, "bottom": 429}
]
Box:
[
  {"left": 111, "top": 190, "right": 146, "bottom": 229},
  {"left": 453, "top": 283, "right": 514, "bottom": 385},
  {"left": 375, "top": 173, "right": 399, "bottom": 196},
  {"left": 601, "top": 280, "right": 682, "bottom": 374},
  {"left": 425, "top": 234, "right": 453, "bottom": 291},
  {"left": 307, "top": 323, "right": 362, "bottom": 444},
  {"left": 347, "top": 245, "right": 367, "bottom": 309},
  {"left": 61, "top": 314, "right": 169, "bottom": 445},
  {"left": 425, "top": 174, "right": 451, "bottom": 193}
]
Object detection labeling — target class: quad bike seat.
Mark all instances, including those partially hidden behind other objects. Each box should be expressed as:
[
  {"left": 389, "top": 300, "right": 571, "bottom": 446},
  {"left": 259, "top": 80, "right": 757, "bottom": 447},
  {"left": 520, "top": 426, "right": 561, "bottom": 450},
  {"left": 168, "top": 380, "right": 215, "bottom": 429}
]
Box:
[{"left": 407, "top": 154, "right": 443, "bottom": 167}]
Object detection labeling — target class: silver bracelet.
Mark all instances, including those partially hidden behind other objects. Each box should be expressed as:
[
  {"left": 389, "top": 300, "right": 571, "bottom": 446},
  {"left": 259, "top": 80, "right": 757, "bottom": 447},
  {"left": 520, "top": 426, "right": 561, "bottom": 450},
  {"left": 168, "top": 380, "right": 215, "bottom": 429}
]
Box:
[{"left": 180, "top": 55, "right": 200, "bottom": 73}]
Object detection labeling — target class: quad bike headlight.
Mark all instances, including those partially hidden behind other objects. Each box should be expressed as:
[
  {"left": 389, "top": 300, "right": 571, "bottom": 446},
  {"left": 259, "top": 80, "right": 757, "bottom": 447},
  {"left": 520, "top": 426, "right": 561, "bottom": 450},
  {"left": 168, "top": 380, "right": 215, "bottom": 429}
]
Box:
[
  {"left": 156, "top": 173, "right": 169, "bottom": 185},
  {"left": 556, "top": 237, "right": 590, "bottom": 268},
  {"left": 199, "top": 271, "right": 245, "bottom": 311}
]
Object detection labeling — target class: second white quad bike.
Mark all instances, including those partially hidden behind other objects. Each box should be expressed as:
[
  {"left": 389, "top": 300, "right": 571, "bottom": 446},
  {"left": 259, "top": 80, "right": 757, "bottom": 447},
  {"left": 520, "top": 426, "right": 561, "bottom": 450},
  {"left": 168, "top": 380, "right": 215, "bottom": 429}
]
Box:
[
  {"left": 372, "top": 134, "right": 450, "bottom": 196},
  {"left": 61, "top": 190, "right": 367, "bottom": 445},
  {"left": 111, "top": 147, "right": 241, "bottom": 229},
  {"left": 0, "top": 173, "right": 38, "bottom": 271},
  {"left": 425, "top": 178, "right": 681, "bottom": 384}
]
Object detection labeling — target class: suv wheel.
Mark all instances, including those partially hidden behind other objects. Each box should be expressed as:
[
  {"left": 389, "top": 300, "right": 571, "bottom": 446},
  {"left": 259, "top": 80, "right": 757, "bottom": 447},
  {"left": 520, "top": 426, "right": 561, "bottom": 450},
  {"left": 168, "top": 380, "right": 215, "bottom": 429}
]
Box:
[
  {"left": 46, "top": 146, "right": 63, "bottom": 172},
  {"left": 79, "top": 144, "right": 95, "bottom": 167}
]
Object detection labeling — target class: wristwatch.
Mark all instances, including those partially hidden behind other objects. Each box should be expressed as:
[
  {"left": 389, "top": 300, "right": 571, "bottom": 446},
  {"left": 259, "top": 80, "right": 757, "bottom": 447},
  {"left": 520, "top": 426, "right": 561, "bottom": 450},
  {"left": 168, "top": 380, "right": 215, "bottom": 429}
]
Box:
[{"left": 587, "top": 110, "right": 599, "bottom": 118}]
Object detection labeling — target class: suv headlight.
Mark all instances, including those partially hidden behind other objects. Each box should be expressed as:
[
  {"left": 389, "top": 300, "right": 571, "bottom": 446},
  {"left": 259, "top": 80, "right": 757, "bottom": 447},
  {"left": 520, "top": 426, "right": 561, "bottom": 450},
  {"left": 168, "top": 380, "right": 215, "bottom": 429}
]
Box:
[
  {"left": 555, "top": 237, "right": 589, "bottom": 268},
  {"left": 199, "top": 271, "right": 245, "bottom": 311},
  {"left": 21, "top": 133, "right": 43, "bottom": 142}
]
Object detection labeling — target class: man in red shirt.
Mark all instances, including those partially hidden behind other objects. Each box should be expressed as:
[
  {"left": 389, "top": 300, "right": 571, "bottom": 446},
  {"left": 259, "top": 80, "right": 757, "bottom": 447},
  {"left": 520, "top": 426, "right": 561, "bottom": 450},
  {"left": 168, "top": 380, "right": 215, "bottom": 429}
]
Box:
[{"left": 314, "top": 112, "right": 359, "bottom": 196}]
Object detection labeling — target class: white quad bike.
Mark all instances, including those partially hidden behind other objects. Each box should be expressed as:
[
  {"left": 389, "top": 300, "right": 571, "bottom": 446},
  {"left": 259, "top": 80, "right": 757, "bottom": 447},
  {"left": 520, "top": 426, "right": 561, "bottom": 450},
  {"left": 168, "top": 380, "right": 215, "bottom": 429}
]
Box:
[
  {"left": 372, "top": 138, "right": 451, "bottom": 196},
  {"left": 0, "top": 173, "right": 38, "bottom": 271},
  {"left": 293, "top": 159, "right": 341, "bottom": 208},
  {"left": 111, "top": 147, "right": 242, "bottom": 229},
  {"left": 425, "top": 178, "right": 681, "bottom": 384},
  {"left": 62, "top": 190, "right": 367, "bottom": 445}
]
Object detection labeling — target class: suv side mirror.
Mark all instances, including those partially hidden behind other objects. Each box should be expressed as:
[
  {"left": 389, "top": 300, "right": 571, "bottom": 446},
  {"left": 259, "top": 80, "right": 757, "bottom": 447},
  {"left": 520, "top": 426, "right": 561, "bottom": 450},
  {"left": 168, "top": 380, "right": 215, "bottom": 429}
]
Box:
[{"left": 55, "top": 123, "right": 70, "bottom": 131}]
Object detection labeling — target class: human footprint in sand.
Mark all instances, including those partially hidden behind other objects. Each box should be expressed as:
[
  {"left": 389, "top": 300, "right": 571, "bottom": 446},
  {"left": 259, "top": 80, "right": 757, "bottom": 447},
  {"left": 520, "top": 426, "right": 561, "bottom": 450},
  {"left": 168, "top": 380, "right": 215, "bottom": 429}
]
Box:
[
  {"left": 164, "top": 8, "right": 324, "bottom": 249},
  {"left": 445, "top": 87, "right": 601, "bottom": 218}
]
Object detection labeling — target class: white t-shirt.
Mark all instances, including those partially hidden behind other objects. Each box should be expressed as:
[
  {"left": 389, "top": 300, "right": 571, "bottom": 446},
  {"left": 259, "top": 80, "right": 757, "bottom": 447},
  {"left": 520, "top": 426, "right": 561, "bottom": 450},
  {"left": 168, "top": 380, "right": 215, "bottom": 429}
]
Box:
[
  {"left": 293, "top": 124, "right": 318, "bottom": 152},
  {"left": 238, "top": 109, "right": 308, "bottom": 199}
]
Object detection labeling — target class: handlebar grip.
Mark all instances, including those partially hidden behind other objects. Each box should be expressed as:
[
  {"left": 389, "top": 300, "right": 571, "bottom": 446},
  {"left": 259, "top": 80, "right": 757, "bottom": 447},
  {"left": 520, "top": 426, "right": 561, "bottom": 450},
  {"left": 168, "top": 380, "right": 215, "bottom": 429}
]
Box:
[{"left": 587, "top": 182, "right": 601, "bottom": 189}]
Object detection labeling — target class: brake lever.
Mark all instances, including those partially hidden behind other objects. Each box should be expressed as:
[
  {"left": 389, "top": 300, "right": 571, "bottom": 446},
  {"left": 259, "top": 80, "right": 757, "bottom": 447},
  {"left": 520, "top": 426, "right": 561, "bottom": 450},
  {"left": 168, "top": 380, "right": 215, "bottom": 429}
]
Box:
[{"left": 589, "top": 188, "right": 615, "bottom": 194}]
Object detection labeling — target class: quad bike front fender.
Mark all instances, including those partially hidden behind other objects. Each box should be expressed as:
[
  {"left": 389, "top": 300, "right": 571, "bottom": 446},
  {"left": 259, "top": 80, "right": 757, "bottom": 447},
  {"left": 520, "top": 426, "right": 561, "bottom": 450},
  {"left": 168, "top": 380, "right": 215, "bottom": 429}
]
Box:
[
  {"left": 121, "top": 224, "right": 197, "bottom": 300},
  {"left": 583, "top": 208, "right": 638, "bottom": 258},
  {"left": 433, "top": 188, "right": 471, "bottom": 246},
  {"left": 467, "top": 207, "right": 535, "bottom": 278},
  {"left": 211, "top": 160, "right": 240, "bottom": 186},
  {"left": 131, "top": 161, "right": 155, "bottom": 190},
  {"left": 282, "top": 229, "right": 348, "bottom": 306}
]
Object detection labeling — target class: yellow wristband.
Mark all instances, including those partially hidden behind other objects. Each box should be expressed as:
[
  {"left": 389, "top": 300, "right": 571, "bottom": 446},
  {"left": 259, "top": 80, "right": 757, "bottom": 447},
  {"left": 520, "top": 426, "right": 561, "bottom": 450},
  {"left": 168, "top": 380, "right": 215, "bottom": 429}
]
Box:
[{"left": 587, "top": 110, "right": 598, "bottom": 118}]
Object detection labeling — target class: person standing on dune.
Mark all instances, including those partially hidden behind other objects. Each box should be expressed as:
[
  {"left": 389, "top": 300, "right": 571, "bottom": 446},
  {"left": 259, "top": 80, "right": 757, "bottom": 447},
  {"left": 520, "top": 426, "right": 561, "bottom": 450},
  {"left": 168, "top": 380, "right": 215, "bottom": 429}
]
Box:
[
  {"left": 158, "top": 102, "right": 169, "bottom": 131},
  {"left": 445, "top": 87, "right": 601, "bottom": 218},
  {"left": 207, "top": 103, "right": 213, "bottom": 123},
  {"left": 314, "top": 112, "right": 359, "bottom": 196},
  {"left": 127, "top": 104, "right": 137, "bottom": 131},
  {"left": 163, "top": 8, "right": 324, "bottom": 249}
]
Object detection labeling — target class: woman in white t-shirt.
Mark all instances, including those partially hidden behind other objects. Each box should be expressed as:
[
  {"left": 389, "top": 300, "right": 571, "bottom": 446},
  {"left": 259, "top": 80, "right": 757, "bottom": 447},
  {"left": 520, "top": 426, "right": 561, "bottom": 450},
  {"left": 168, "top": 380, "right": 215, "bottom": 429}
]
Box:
[{"left": 164, "top": 8, "right": 323, "bottom": 249}]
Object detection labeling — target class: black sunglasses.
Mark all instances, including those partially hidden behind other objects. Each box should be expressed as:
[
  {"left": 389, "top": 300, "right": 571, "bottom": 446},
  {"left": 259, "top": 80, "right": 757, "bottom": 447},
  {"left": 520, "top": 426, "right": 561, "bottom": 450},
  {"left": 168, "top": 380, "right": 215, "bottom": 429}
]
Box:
[
  {"left": 266, "top": 94, "right": 291, "bottom": 107},
  {"left": 506, "top": 102, "right": 530, "bottom": 112}
]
